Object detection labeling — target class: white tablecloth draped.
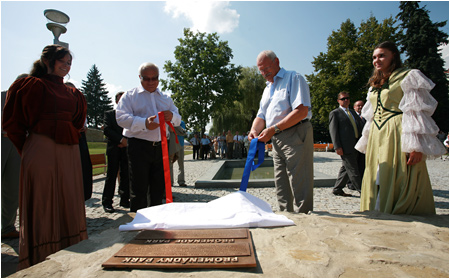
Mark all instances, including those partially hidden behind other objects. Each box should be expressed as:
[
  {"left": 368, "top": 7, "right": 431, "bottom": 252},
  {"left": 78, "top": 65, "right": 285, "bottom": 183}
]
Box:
[{"left": 119, "top": 191, "right": 295, "bottom": 231}]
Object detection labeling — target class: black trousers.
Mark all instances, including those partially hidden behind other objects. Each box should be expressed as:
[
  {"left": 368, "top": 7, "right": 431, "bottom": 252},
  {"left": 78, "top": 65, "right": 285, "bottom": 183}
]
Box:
[
  {"left": 333, "top": 151, "right": 365, "bottom": 193},
  {"left": 192, "top": 145, "right": 200, "bottom": 160},
  {"left": 127, "top": 138, "right": 166, "bottom": 212},
  {"left": 200, "top": 144, "right": 210, "bottom": 159},
  {"left": 102, "top": 145, "right": 129, "bottom": 206}
]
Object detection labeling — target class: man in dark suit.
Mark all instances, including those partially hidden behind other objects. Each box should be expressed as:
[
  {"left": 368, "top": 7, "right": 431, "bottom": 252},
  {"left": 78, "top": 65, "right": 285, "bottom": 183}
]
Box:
[
  {"left": 329, "top": 92, "right": 365, "bottom": 197},
  {"left": 102, "top": 92, "right": 130, "bottom": 213},
  {"left": 353, "top": 100, "right": 366, "bottom": 125}
]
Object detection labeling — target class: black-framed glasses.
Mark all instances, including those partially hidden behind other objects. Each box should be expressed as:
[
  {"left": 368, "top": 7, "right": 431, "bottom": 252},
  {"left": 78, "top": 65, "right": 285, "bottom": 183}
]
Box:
[
  {"left": 339, "top": 97, "right": 350, "bottom": 101},
  {"left": 140, "top": 75, "right": 159, "bottom": 82}
]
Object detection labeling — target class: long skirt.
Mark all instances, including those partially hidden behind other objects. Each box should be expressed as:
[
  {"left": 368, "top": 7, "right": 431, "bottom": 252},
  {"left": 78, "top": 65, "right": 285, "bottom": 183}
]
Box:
[{"left": 18, "top": 133, "right": 88, "bottom": 270}]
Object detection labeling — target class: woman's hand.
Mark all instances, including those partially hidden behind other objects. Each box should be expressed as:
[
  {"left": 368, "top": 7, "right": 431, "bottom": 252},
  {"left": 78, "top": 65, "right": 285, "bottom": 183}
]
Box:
[{"left": 407, "top": 151, "right": 423, "bottom": 165}]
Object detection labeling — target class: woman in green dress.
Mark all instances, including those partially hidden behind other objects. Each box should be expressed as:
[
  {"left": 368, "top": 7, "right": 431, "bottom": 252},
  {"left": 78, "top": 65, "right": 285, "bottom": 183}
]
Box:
[{"left": 355, "top": 41, "right": 446, "bottom": 214}]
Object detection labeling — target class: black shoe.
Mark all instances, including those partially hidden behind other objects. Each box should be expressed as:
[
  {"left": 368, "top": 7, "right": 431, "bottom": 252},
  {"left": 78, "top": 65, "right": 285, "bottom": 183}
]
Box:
[
  {"left": 120, "top": 200, "right": 130, "bottom": 208},
  {"left": 178, "top": 183, "right": 187, "bottom": 187},
  {"left": 333, "top": 191, "right": 352, "bottom": 197},
  {"left": 103, "top": 205, "right": 115, "bottom": 213}
]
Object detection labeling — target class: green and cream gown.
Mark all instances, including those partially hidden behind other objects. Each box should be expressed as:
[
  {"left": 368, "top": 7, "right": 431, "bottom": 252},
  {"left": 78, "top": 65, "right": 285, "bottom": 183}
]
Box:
[{"left": 355, "top": 68, "right": 446, "bottom": 214}]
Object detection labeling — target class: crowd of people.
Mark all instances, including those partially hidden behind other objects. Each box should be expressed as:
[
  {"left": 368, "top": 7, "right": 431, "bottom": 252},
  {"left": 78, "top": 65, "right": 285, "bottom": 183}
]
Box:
[
  {"left": 1, "top": 41, "right": 448, "bottom": 271},
  {"left": 188, "top": 130, "right": 251, "bottom": 160}
]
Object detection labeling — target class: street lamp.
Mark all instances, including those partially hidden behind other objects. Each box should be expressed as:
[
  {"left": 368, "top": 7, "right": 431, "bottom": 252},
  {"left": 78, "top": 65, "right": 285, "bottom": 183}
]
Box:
[{"left": 44, "top": 9, "right": 70, "bottom": 49}]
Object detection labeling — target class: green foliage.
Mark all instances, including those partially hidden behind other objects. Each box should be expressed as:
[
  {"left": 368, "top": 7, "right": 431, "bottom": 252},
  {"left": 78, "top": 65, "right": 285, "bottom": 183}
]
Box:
[
  {"left": 397, "top": 1, "right": 449, "bottom": 131},
  {"left": 81, "top": 65, "right": 113, "bottom": 129},
  {"left": 210, "top": 66, "right": 266, "bottom": 135},
  {"left": 161, "top": 28, "right": 242, "bottom": 135},
  {"left": 306, "top": 17, "right": 398, "bottom": 142}
]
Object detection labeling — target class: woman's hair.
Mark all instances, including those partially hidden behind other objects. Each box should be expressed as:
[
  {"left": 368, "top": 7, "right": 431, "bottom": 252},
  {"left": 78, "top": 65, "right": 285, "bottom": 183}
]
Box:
[
  {"left": 30, "top": 45, "right": 72, "bottom": 78},
  {"left": 368, "top": 41, "right": 402, "bottom": 88}
]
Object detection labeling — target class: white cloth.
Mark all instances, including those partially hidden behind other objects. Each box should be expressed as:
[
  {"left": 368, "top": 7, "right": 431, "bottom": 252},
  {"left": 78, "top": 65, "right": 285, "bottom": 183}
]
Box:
[
  {"left": 116, "top": 86, "right": 181, "bottom": 142},
  {"left": 355, "top": 69, "right": 446, "bottom": 158},
  {"left": 119, "top": 191, "right": 295, "bottom": 231}
]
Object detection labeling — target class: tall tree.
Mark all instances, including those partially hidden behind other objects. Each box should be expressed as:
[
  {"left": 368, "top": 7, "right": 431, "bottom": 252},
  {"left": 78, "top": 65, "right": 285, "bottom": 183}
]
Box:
[
  {"left": 306, "top": 17, "right": 398, "bottom": 142},
  {"left": 210, "top": 66, "right": 266, "bottom": 135},
  {"left": 81, "top": 64, "right": 112, "bottom": 128},
  {"left": 397, "top": 1, "right": 449, "bottom": 131},
  {"left": 161, "top": 28, "right": 242, "bottom": 135}
]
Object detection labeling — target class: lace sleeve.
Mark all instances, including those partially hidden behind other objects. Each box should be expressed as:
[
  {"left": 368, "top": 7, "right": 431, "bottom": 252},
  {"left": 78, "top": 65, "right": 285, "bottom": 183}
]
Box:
[
  {"left": 399, "top": 69, "right": 446, "bottom": 158},
  {"left": 355, "top": 88, "right": 374, "bottom": 154}
]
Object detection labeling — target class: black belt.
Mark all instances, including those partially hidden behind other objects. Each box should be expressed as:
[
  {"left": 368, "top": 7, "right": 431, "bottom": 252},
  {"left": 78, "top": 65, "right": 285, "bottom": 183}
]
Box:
[
  {"left": 129, "top": 137, "right": 161, "bottom": 146},
  {"left": 282, "top": 119, "right": 309, "bottom": 133}
]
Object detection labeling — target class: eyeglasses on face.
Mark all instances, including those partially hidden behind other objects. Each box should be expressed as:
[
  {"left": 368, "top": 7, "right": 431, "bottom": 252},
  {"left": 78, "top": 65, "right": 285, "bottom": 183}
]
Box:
[
  {"left": 339, "top": 97, "right": 350, "bottom": 101},
  {"left": 140, "top": 75, "right": 159, "bottom": 82}
]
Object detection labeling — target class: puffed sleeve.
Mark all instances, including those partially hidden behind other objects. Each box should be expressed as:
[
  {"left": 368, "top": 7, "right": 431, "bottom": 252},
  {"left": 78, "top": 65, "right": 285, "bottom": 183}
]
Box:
[
  {"left": 399, "top": 69, "right": 446, "bottom": 157},
  {"left": 2, "top": 77, "right": 46, "bottom": 154},
  {"left": 354, "top": 89, "right": 374, "bottom": 154}
]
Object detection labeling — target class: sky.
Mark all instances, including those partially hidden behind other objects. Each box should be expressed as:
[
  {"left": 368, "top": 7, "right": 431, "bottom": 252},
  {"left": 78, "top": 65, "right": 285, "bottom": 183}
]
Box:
[{"left": 1, "top": 1, "right": 449, "bottom": 107}]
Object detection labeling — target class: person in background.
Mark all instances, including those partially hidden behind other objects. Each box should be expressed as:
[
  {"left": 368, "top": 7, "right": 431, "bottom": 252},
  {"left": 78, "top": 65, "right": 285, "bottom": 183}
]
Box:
[
  {"left": 65, "top": 81, "right": 93, "bottom": 201},
  {"left": 2, "top": 45, "right": 88, "bottom": 269},
  {"left": 355, "top": 41, "right": 446, "bottom": 214},
  {"left": 248, "top": 50, "right": 314, "bottom": 214},
  {"left": 226, "top": 130, "right": 234, "bottom": 159},
  {"left": 219, "top": 131, "right": 227, "bottom": 159},
  {"left": 329, "top": 91, "right": 365, "bottom": 197},
  {"left": 171, "top": 120, "right": 187, "bottom": 186},
  {"left": 102, "top": 91, "right": 129, "bottom": 213},
  {"left": 116, "top": 62, "right": 181, "bottom": 212},
  {"left": 353, "top": 100, "right": 366, "bottom": 125},
  {"left": 1, "top": 74, "right": 27, "bottom": 239},
  {"left": 200, "top": 134, "right": 211, "bottom": 160},
  {"left": 190, "top": 133, "right": 200, "bottom": 160}
]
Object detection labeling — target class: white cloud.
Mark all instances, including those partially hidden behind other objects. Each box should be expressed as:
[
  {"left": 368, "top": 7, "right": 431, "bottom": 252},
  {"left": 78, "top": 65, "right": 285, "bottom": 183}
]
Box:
[
  {"left": 164, "top": 1, "right": 239, "bottom": 34},
  {"left": 438, "top": 43, "right": 449, "bottom": 69}
]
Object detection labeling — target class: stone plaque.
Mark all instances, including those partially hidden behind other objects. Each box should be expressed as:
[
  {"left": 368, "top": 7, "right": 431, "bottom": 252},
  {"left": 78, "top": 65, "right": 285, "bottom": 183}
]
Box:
[{"left": 102, "top": 228, "right": 256, "bottom": 269}]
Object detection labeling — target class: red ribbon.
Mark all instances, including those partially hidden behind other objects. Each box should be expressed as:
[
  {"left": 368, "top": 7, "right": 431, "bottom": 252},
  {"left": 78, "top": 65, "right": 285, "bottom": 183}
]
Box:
[{"left": 158, "top": 111, "right": 179, "bottom": 204}]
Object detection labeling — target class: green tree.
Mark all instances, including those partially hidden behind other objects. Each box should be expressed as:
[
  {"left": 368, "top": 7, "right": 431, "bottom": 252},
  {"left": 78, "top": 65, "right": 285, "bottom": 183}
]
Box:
[
  {"left": 397, "top": 1, "right": 449, "bottom": 131},
  {"left": 161, "top": 28, "right": 242, "bottom": 135},
  {"left": 306, "top": 17, "right": 398, "bottom": 142},
  {"left": 81, "top": 64, "right": 113, "bottom": 128},
  {"left": 210, "top": 66, "right": 266, "bottom": 135}
]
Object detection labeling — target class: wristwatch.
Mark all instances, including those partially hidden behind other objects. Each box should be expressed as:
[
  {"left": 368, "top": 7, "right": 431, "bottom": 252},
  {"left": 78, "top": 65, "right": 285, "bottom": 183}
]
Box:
[{"left": 274, "top": 124, "right": 282, "bottom": 134}]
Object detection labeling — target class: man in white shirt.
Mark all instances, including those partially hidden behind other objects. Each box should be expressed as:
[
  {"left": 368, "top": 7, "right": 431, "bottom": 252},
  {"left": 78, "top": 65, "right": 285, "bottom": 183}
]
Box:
[
  {"left": 248, "top": 50, "right": 314, "bottom": 214},
  {"left": 116, "top": 63, "right": 181, "bottom": 212}
]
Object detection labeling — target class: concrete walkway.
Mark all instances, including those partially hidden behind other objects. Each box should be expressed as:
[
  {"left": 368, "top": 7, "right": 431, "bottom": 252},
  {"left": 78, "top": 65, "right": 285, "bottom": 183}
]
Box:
[{"left": 2, "top": 152, "right": 448, "bottom": 277}]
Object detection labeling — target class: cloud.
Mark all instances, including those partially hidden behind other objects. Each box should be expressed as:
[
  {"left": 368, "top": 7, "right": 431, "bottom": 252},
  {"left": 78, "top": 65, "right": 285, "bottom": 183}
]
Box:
[
  {"left": 438, "top": 43, "right": 449, "bottom": 69},
  {"left": 164, "top": 1, "right": 239, "bottom": 34}
]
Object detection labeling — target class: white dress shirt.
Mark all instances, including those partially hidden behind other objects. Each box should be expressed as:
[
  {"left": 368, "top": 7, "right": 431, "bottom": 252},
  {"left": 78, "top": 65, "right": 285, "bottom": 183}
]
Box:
[
  {"left": 256, "top": 68, "right": 312, "bottom": 127},
  {"left": 116, "top": 86, "right": 181, "bottom": 142}
]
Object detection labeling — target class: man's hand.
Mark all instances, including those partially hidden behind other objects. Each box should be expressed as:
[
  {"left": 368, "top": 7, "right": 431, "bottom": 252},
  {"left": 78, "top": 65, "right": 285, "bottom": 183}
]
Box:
[
  {"left": 162, "top": 110, "right": 173, "bottom": 122},
  {"left": 118, "top": 137, "right": 127, "bottom": 148},
  {"left": 407, "top": 151, "right": 423, "bottom": 165},
  {"left": 335, "top": 147, "right": 343, "bottom": 156},
  {"left": 258, "top": 126, "right": 276, "bottom": 143},
  {"left": 145, "top": 115, "right": 159, "bottom": 130}
]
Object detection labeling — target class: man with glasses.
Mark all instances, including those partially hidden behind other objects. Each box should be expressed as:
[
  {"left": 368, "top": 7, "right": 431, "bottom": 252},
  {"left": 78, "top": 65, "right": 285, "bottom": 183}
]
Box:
[
  {"left": 248, "top": 50, "right": 314, "bottom": 214},
  {"left": 116, "top": 63, "right": 181, "bottom": 212},
  {"left": 329, "top": 91, "right": 365, "bottom": 197}
]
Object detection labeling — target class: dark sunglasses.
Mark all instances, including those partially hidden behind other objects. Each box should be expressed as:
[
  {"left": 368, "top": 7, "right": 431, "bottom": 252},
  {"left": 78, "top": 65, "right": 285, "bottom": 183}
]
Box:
[
  {"left": 140, "top": 75, "right": 159, "bottom": 82},
  {"left": 339, "top": 97, "right": 350, "bottom": 101}
]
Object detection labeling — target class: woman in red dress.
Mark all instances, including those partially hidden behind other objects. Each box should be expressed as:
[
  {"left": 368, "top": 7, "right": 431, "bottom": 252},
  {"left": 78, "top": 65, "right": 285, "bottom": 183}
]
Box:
[{"left": 2, "top": 45, "right": 88, "bottom": 269}]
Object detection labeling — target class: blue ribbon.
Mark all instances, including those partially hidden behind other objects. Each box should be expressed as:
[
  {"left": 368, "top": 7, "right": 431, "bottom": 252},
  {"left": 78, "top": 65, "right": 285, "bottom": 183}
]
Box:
[{"left": 239, "top": 138, "right": 266, "bottom": 192}]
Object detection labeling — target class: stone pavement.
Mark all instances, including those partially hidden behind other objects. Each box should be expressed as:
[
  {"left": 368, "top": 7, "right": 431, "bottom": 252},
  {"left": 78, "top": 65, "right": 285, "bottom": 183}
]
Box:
[{"left": 2, "top": 152, "right": 448, "bottom": 277}]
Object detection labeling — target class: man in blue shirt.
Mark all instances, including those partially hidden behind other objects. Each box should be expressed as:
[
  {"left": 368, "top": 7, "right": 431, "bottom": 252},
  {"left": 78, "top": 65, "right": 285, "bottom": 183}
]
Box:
[{"left": 248, "top": 50, "right": 314, "bottom": 214}]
